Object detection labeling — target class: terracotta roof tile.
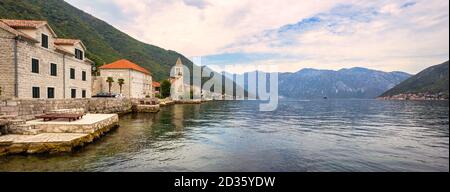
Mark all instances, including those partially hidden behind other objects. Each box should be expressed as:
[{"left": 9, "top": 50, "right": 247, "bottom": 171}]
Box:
[
  {"left": 152, "top": 82, "right": 161, "bottom": 87},
  {"left": 0, "top": 19, "right": 47, "bottom": 28},
  {"left": 0, "top": 19, "right": 57, "bottom": 37},
  {"left": 0, "top": 20, "right": 39, "bottom": 42},
  {"left": 99, "top": 59, "right": 150, "bottom": 75}
]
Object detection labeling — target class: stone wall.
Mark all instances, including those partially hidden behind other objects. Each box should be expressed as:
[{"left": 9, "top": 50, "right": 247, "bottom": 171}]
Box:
[
  {"left": 0, "top": 98, "right": 134, "bottom": 120},
  {"left": 96, "top": 68, "right": 153, "bottom": 98},
  {"left": 0, "top": 30, "right": 16, "bottom": 100},
  {"left": 0, "top": 21, "right": 92, "bottom": 100}
]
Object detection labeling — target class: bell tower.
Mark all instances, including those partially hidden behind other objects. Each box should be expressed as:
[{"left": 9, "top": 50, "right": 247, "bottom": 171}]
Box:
[
  {"left": 171, "top": 57, "right": 185, "bottom": 100},
  {"left": 175, "top": 57, "right": 183, "bottom": 77}
]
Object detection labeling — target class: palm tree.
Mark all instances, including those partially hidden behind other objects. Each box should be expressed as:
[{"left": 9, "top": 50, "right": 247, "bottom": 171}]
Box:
[
  {"left": 118, "top": 78, "right": 125, "bottom": 94},
  {"left": 106, "top": 77, "right": 114, "bottom": 95}
]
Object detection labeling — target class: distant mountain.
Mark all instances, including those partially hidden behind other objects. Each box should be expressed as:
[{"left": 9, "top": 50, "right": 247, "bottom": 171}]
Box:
[
  {"left": 278, "top": 67, "right": 411, "bottom": 99},
  {"left": 0, "top": 0, "right": 192, "bottom": 80},
  {"left": 380, "top": 61, "right": 449, "bottom": 99},
  {"left": 233, "top": 67, "right": 411, "bottom": 99}
]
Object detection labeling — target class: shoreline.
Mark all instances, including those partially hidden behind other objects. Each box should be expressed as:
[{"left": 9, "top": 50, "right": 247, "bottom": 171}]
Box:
[{"left": 0, "top": 98, "right": 208, "bottom": 156}]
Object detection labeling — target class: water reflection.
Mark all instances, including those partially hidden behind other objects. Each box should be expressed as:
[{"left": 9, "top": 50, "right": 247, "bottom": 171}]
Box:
[{"left": 0, "top": 100, "right": 448, "bottom": 172}]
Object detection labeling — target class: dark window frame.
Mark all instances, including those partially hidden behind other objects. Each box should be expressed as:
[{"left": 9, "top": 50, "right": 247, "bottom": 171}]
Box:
[
  {"left": 70, "top": 68, "right": 76, "bottom": 79},
  {"left": 50, "top": 63, "right": 57, "bottom": 76},
  {"left": 32, "top": 87, "right": 40, "bottom": 99},
  {"left": 41, "top": 33, "right": 48, "bottom": 49},
  {"left": 82, "top": 71, "right": 87, "bottom": 81},
  {"left": 75, "top": 49, "right": 84, "bottom": 60},
  {"left": 47, "top": 87, "right": 55, "bottom": 99},
  {"left": 32, "top": 58, "right": 39, "bottom": 73},
  {"left": 71, "top": 88, "right": 77, "bottom": 98},
  {"left": 82, "top": 90, "right": 86, "bottom": 98}
]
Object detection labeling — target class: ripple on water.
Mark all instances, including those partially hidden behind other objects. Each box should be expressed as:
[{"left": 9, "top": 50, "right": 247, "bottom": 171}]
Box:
[{"left": 0, "top": 100, "right": 448, "bottom": 172}]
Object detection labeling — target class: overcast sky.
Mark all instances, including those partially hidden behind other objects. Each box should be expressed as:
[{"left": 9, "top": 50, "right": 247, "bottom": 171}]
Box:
[{"left": 65, "top": 0, "right": 449, "bottom": 74}]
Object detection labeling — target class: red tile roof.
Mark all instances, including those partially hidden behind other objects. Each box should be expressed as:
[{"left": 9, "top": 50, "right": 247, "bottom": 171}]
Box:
[
  {"left": 54, "top": 38, "right": 86, "bottom": 50},
  {"left": 0, "top": 19, "right": 57, "bottom": 37},
  {"left": 99, "top": 59, "right": 150, "bottom": 75},
  {"left": 0, "top": 19, "right": 47, "bottom": 28},
  {"left": 0, "top": 20, "right": 39, "bottom": 42},
  {"left": 152, "top": 82, "right": 161, "bottom": 87}
]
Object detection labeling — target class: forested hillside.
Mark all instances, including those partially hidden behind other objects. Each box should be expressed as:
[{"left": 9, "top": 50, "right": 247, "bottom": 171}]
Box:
[{"left": 0, "top": 0, "right": 192, "bottom": 80}]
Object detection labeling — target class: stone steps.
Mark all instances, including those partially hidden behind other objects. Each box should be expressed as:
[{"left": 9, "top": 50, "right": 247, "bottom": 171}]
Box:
[
  {"left": 8, "top": 124, "right": 42, "bottom": 135},
  {"left": 9, "top": 119, "right": 25, "bottom": 125},
  {"left": 22, "top": 128, "right": 42, "bottom": 135}
]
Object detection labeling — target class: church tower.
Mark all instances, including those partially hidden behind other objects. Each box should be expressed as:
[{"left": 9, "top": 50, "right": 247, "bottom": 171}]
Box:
[
  {"left": 175, "top": 57, "right": 183, "bottom": 77},
  {"left": 171, "top": 57, "right": 185, "bottom": 100}
]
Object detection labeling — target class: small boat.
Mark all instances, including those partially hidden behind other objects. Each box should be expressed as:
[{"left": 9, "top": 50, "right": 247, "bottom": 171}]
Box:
[{"left": 323, "top": 97, "right": 328, "bottom": 99}]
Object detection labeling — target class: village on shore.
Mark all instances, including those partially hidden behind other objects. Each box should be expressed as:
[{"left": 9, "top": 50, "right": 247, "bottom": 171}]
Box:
[{"left": 0, "top": 19, "right": 222, "bottom": 156}]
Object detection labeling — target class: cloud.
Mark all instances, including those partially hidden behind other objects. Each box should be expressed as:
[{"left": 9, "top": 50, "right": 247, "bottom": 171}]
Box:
[
  {"left": 183, "top": 0, "right": 210, "bottom": 9},
  {"left": 214, "top": 0, "right": 449, "bottom": 73},
  {"left": 65, "top": 0, "right": 449, "bottom": 74}
]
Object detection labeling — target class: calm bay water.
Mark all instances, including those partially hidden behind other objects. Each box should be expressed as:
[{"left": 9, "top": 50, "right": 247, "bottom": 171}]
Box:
[{"left": 0, "top": 99, "right": 448, "bottom": 172}]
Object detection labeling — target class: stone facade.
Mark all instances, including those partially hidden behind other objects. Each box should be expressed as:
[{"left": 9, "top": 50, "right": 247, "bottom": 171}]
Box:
[
  {"left": 0, "top": 98, "right": 134, "bottom": 120},
  {"left": 94, "top": 68, "right": 152, "bottom": 98},
  {"left": 0, "top": 29, "right": 16, "bottom": 99},
  {"left": 0, "top": 19, "right": 93, "bottom": 100}
]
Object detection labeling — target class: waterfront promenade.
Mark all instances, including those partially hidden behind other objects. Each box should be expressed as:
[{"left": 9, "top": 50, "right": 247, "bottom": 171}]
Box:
[{"left": 0, "top": 98, "right": 205, "bottom": 156}]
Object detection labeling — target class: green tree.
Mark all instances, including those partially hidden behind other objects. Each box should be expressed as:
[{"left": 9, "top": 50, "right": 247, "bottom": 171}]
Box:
[
  {"left": 106, "top": 77, "right": 114, "bottom": 95},
  {"left": 160, "top": 80, "right": 171, "bottom": 98},
  {"left": 118, "top": 78, "right": 125, "bottom": 94}
]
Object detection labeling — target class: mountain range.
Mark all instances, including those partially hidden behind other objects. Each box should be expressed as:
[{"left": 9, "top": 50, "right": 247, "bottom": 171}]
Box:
[
  {"left": 380, "top": 61, "right": 449, "bottom": 99},
  {"left": 2, "top": 0, "right": 445, "bottom": 100},
  {"left": 232, "top": 68, "right": 411, "bottom": 99}
]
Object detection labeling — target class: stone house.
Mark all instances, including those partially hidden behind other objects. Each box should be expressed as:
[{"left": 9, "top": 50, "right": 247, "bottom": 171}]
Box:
[
  {"left": 93, "top": 59, "right": 153, "bottom": 98},
  {"left": 152, "top": 81, "right": 160, "bottom": 96},
  {"left": 0, "top": 19, "right": 94, "bottom": 100}
]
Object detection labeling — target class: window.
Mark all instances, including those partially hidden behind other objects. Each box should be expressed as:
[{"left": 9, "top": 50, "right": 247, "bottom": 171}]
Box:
[
  {"left": 82, "top": 90, "right": 86, "bottom": 98},
  {"left": 82, "top": 71, "right": 86, "bottom": 81},
  {"left": 75, "top": 49, "right": 84, "bottom": 60},
  {"left": 41, "top": 34, "right": 48, "bottom": 48},
  {"left": 47, "top": 87, "right": 55, "bottom": 99},
  {"left": 32, "top": 87, "right": 40, "bottom": 98},
  {"left": 71, "top": 89, "right": 76, "bottom": 98},
  {"left": 32, "top": 59, "right": 39, "bottom": 73},
  {"left": 50, "top": 63, "right": 57, "bottom": 76},
  {"left": 70, "top": 68, "right": 75, "bottom": 79}
]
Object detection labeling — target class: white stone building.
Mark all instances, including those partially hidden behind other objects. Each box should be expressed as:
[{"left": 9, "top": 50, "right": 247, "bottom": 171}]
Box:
[
  {"left": 93, "top": 59, "right": 152, "bottom": 98},
  {"left": 170, "top": 58, "right": 188, "bottom": 101},
  {"left": 0, "top": 19, "right": 93, "bottom": 100}
]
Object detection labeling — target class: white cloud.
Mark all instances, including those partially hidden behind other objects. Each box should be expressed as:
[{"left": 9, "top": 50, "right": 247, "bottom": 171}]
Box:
[
  {"left": 65, "top": 0, "right": 449, "bottom": 74},
  {"left": 72, "top": 0, "right": 343, "bottom": 56}
]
